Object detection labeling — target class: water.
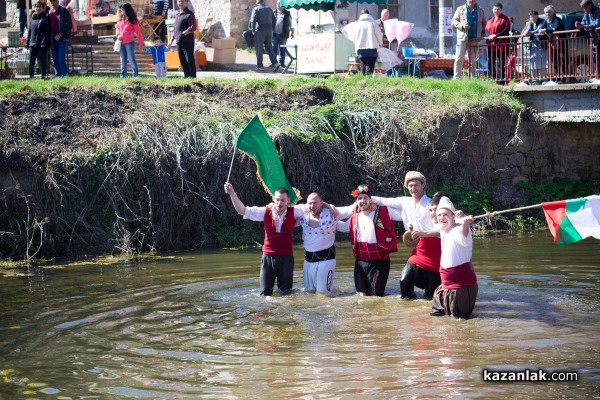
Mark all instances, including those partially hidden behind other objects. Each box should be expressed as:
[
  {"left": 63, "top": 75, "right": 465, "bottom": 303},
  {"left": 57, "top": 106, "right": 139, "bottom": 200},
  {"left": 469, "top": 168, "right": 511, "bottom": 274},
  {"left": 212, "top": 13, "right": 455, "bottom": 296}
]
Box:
[{"left": 1, "top": 233, "right": 599, "bottom": 399}]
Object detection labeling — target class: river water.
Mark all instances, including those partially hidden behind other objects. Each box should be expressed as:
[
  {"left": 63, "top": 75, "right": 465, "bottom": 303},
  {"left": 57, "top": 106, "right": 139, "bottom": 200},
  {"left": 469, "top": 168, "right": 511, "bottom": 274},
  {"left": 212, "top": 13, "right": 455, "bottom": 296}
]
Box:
[{"left": 0, "top": 232, "right": 598, "bottom": 399}]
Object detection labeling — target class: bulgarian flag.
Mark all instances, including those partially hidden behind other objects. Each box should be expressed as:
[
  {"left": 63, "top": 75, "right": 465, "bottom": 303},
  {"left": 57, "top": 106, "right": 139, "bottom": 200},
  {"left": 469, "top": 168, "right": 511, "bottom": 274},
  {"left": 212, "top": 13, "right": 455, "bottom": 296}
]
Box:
[
  {"left": 541, "top": 195, "right": 600, "bottom": 245},
  {"left": 235, "top": 115, "right": 301, "bottom": 205}
]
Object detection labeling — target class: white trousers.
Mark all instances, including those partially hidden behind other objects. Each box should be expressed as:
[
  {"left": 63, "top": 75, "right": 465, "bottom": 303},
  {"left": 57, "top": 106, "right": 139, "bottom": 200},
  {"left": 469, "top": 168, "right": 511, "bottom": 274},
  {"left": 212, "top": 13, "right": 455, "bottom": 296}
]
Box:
[{"left": 303, "top": 259, "right": 336, "bottom": 295}]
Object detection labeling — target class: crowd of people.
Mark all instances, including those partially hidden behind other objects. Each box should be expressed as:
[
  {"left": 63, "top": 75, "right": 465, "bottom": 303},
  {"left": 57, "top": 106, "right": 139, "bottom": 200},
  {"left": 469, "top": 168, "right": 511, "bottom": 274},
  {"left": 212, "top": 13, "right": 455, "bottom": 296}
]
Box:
[
  {"left": 453, "top": 0, "right": 600, "bottom": 84},
  {"left": 224, "top": 170, "right": 479, "bottom": 321},
  {"left": 20, "top": 0, "right": 197, "bottom": 79}
]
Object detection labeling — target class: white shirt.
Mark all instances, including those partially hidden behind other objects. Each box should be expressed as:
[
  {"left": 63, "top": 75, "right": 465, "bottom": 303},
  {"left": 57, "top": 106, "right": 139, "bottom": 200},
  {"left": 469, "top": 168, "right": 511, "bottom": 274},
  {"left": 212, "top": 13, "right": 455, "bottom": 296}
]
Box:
[
  {"left": 440, "top": 225, "right": 472, "bottom": 269},
  {"left": 337, "top": 207, "right": 403, "bottom": 243},
  {"left": 300, "top": 208, "right": 336, "bottom": 252},
  {"left": 244, "top": 205, "right": 306, "bottom": 232},
  {"left": 371, "top": 195, "right": 434, "bottom": 231}
]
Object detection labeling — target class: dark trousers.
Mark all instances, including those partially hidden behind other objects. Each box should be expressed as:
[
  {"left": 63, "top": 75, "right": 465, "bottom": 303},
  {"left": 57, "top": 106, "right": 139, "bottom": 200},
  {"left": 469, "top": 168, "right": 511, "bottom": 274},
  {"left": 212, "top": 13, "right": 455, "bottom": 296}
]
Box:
[
  {"left": 29, "top": 46, "right": 49, "bottom": 78},
  {"left": 254, "top": 29, "right": 276, "bottom": 68},
  {"left": 487, "top": 45, "right": 507, "bottom": 81},
  {"left": 354, "top": 259, "right": 390, "bottom": 297},
  {"left": 272, "top": 32, "right": 287, "bottom": 65},
  {"left": 400, "top": 261, "right": 441, "bottom": 300},
  {"left": 242, "top": 30, "right": 254, "bottom": 49},
  {"left": 357, "top": 48, "right": 378, "bottom": 75},
  {"left": 153, "top": 2, "right": 166, "bottom": 42},
  {"left": 431, "top": 284, "right": 478, "bottom": 320},
  {"left": 19, "top": 8, "right": 27, "bottom": 36},
  {"left": 260, "top": 254, "right": 294, "bottom": 296},
  {"left": 178, "top": 40, "right": 196, "bottom": 78}
]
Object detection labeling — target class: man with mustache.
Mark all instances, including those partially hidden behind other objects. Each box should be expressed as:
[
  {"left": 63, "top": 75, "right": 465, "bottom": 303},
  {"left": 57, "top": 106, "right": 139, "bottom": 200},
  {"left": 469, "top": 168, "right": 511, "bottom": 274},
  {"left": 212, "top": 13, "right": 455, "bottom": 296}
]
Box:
[{"left": 225, "top": 182, "right": 305, "bottom": 296}]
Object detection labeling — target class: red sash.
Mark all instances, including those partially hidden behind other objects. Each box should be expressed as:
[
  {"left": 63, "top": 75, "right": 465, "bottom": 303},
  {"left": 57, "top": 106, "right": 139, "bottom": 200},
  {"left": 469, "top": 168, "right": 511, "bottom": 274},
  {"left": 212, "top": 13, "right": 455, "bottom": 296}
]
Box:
[
  {"left": 408, "top": 236, "right": 441, "bottom": 273},
  {"left": 440, "top": 262, "right": 477, "bottom": 290}
]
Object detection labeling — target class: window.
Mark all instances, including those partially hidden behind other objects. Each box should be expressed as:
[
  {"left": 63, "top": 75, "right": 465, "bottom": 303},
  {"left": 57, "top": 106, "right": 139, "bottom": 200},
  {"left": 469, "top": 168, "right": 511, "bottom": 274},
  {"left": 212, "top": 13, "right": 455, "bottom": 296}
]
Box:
[
  {"left": 430, "top": 0, "right": 439, "bottom": 28},
  {"left": 378, "top": 0, "right": 401, "bottom": 21}
]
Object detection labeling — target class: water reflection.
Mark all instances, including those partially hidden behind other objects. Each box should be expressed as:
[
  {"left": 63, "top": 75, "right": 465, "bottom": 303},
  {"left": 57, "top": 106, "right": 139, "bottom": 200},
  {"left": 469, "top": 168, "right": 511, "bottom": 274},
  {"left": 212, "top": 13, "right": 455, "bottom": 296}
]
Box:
[{"left": 0, "top": 233, "right": 598, "bottom": 398}]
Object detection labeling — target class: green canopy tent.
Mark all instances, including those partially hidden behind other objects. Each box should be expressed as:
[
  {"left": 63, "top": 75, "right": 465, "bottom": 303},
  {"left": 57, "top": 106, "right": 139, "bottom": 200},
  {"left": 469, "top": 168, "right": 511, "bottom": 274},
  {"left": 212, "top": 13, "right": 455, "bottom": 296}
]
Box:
[
  {"left": 278, "top": 0, "right": 387, "bottom": 73},
  {"left": 279, "top": 0, "right": 336, "bottom": 12},
  {"left": 279, "top": 0, "right": 387, "bottom": 11}
]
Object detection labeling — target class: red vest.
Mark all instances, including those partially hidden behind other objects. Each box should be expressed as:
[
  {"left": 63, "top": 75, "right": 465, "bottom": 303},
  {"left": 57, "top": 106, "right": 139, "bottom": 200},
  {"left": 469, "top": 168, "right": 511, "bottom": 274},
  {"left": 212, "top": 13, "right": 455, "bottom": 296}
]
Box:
[
  {"left": 349, "top": 206, "right": 398, "bottom": 260},
  {"left": 263, "top": 206, "right": 296, "bottom": 256},
  {"left": 440, "top": 262, "right": 477, "bottom": 290},
  {"left": 408, "top": 236, "right": 441, "bottom": 273}
]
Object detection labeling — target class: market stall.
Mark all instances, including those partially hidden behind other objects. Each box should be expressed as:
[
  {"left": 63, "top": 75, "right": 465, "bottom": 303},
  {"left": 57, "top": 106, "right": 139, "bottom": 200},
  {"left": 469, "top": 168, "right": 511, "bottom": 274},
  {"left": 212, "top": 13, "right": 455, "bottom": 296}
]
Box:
[{"left": 280, "top": 0, "right": 386, "bottom": 74}]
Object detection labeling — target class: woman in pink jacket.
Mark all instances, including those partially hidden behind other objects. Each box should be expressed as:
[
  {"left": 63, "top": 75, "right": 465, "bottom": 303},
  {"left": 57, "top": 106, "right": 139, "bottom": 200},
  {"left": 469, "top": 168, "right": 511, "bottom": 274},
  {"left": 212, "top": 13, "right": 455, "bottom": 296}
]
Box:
[{"left": 116, "top": 3, "right": 144, "bottom": 77}]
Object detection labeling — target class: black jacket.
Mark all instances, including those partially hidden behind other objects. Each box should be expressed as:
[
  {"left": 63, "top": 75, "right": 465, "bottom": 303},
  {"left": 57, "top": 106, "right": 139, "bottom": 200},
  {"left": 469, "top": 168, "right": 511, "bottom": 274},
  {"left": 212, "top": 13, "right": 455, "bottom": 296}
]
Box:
[
  {"left": 27, "top": 12, "right": 52, "bottom": 48},
  {"left": 49, "top": 6, "right": 73, "bottom": 42},
  {"left": 274, "top": 9, "right": 293, "bottom": 39}
]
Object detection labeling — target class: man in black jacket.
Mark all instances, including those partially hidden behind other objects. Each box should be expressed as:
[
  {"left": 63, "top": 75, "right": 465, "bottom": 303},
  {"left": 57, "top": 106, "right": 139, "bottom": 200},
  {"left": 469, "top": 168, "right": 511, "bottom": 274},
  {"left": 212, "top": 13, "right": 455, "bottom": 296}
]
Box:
[
  {"left": 250, "top": 0, "right": 277, "bottom": 71},
  {"left": 272, "top": 2, "right": 293, "bottom": 71}
]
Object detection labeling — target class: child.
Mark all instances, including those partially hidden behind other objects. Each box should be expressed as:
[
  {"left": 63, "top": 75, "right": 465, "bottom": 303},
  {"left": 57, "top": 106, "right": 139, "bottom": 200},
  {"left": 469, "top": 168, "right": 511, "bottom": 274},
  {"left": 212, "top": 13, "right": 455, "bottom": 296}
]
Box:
[
  {"left": 144, "top": 36, "right": 169, "bottom": 79},
  {"left": 26, "top": 1, "right": 52, "bottom": 79},
  {"left": 430, "top": 197, "right": 478, "bottom": 320}
]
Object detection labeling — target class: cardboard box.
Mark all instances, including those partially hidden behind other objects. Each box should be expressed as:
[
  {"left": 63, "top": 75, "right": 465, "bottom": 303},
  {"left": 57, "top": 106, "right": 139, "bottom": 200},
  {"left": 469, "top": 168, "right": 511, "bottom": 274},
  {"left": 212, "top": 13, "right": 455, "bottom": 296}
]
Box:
[
  {"left": 212, "top": 48, "right": 236, "bottom": 64},
  {"left": 212, "top": 37, "right": 236, "bottom": 50}
]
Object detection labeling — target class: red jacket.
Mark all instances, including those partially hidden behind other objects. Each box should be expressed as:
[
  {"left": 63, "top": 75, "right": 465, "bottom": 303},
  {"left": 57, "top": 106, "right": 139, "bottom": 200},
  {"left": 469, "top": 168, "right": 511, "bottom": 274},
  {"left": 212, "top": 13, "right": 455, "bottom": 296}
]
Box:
[
  {"left": 349, "top": 206, "right": 398, "bottom": 260},
  {"left": 263, "top": 206, "right": 296, "bottom": 256}
]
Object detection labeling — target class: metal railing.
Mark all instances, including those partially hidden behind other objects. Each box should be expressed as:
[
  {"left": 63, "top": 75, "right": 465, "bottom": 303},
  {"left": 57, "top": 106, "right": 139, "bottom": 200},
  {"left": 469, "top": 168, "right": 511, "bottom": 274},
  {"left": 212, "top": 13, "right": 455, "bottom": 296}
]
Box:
[{"left": 460, "top": 28, "right": 599, "bottom": 84}]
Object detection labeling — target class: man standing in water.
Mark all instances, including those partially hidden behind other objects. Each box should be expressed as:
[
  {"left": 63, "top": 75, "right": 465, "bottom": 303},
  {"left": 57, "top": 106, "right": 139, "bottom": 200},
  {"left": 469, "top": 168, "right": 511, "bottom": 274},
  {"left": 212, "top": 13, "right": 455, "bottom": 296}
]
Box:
[
  {"left": 224, "top": 182, "right": 305, "bottom": 296},
  {"left": 371, "top": 171, "right": 441, "bottom": 300},
  {"left": 300, "top": 192, "right": 338, "bottom": 296},
  {"left": 337, "top": 184, "right": 402, "bottom": 296}
]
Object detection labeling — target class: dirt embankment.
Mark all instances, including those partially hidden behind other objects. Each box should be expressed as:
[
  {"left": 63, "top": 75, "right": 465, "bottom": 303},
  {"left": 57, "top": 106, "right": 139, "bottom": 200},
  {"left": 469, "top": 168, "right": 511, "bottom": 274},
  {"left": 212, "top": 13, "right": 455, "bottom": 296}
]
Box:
[{"left": 0, "top": 82, "right": 561, "bottom": 261}]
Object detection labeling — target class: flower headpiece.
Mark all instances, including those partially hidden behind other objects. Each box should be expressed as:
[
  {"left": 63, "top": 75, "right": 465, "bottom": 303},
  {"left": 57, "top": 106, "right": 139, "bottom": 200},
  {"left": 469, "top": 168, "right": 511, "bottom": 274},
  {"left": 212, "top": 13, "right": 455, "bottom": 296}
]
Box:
[{"left": 351, "top": 184, "right": 370, "bottom": 198}]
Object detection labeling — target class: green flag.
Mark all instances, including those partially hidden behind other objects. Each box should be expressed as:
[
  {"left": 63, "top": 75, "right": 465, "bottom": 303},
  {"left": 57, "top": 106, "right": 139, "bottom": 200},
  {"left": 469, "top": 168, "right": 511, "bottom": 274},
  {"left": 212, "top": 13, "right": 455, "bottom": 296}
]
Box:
[{"left": 235, "top": 115, "right": 301, "bottom": 205}]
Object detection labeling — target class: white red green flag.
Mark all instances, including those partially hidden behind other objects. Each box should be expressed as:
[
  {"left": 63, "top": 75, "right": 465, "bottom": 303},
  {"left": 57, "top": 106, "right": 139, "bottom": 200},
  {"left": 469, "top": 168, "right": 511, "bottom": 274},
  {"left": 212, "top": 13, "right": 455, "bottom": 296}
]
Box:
[{"left": 541, "top": 195, "right": 600, "bottom": 245}]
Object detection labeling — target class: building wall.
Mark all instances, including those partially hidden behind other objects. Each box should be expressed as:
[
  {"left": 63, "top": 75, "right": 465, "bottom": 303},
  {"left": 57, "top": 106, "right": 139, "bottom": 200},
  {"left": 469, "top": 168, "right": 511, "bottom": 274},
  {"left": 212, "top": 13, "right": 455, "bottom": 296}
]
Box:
[
  {"left": 5, "top": 2, "right": 18, "bottom": 29},
  {"left": 192, "top": 0, "right": 278, "bottom": 48}
]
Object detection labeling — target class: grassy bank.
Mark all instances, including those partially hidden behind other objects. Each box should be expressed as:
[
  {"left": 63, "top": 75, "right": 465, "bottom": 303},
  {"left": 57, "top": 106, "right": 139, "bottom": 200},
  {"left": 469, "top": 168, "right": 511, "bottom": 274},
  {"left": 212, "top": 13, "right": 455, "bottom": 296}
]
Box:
[{"left": 0, "top": 76, "right": 596, "bottom": 263}]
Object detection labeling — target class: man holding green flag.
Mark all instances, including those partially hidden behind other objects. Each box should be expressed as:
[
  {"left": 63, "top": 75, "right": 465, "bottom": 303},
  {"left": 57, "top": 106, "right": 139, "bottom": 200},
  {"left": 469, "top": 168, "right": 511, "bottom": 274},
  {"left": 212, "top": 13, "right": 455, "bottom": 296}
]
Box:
[
  {"left": 224, "top": 183, "right": 305, "bottom": 296},
  {"left": 224, "top": 115, "right": 303, "bottom": 296}
]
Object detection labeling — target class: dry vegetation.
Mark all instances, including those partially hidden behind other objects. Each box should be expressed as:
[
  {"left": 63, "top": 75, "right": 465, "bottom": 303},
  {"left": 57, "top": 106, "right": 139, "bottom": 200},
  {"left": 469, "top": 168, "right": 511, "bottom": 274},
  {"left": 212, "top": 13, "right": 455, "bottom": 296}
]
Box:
[{"left": 0, "top": 78, "right": 532, "bottom": 261}]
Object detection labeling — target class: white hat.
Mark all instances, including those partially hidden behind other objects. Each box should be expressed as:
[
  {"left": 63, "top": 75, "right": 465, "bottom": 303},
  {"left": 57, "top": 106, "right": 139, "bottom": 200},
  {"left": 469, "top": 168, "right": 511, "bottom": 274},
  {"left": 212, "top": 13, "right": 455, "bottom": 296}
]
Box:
[{"left": 437, "top": 196, "right": 456, "bottom": 213}]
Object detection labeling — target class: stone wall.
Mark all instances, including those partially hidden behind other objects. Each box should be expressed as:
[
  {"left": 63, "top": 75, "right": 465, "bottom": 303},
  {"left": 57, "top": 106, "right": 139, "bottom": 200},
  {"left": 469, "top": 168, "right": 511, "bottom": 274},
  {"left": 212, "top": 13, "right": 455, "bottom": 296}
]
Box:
[
  {"left": 191, "top": 0, "right": 276, "bottom": 48},
  {"left": 5, "top": 2, "right": 18, "bottom": 30}
]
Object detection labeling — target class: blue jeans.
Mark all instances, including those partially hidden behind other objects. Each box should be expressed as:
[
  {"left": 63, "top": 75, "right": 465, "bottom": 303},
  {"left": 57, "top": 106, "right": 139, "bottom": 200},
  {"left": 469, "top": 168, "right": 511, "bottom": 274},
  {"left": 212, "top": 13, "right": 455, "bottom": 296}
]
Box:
[
  {"left": 51, "top": 40, "right": 68, "bottom": 77},
  {"left": 120, "top": 42, "right": 138, "bottom": 78},
  {"left": 19, "top": 8, "right": 27, "bottom": 36},
  {"left": 271, "top": 32, "right": 287, "bottom": 66}
]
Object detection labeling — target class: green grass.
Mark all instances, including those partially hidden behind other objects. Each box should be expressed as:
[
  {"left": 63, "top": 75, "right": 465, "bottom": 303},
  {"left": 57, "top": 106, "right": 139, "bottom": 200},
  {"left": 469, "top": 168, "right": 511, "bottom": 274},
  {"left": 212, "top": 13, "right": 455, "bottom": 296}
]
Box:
[{"left": 0, "top": 74, "right": 522, "bottom": 112}]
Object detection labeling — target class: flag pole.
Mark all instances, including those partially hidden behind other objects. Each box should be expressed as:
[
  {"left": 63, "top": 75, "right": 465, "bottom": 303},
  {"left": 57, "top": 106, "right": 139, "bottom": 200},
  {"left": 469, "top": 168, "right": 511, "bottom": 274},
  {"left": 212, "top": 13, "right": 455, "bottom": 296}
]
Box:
[
  {"left": 473, "top": 203, "right": 543, "bottom": 220},
  {"left": 225, "top": 144, "right": 237, "bottom": 183}
]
